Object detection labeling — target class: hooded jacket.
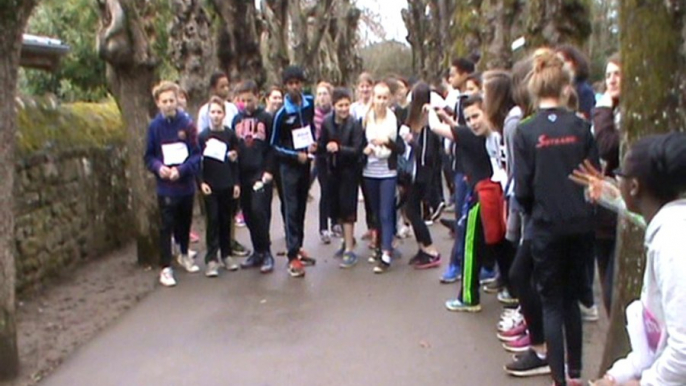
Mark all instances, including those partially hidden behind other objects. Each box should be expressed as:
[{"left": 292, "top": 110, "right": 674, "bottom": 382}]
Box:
[
  {"left": 608, "top": 199, "right": 686, "bottom": 385},
  {"left": 232, "top": 106, "right": 275, "bottom": 179}
]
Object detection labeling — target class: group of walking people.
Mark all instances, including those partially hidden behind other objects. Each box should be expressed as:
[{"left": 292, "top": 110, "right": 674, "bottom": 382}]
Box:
[{"left": 143, "top": 43, "right": 686, "bottom": 386}]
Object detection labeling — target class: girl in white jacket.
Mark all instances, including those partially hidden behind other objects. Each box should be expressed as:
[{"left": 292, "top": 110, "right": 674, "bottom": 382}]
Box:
[{"left": 575, "top": 133, "right": 686, "bottom": 386}]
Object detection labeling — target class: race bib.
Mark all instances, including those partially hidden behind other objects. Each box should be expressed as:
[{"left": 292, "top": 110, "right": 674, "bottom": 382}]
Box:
[
  {"left": 203, "top": 138, "right": 228, "bottom": 162},
  {"left": 161, "top": 142, "right": 189, "bottom": 165},
  {"left": 292, "top": 125, "right": 314, "bottom": 150}
]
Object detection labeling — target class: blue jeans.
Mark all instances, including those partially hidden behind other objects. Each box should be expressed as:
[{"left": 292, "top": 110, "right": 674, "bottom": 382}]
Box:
[
  {"left": 364, "top": 177, "right": 397, "bottom": 252},
  {"left": 450, "top": 173, "right": 469, "bottom": 267}
]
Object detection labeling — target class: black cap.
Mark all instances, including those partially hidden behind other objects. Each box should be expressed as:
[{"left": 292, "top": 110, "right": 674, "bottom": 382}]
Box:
[{"left": 282, "top": 65, "right": 306, "bottom": 84}]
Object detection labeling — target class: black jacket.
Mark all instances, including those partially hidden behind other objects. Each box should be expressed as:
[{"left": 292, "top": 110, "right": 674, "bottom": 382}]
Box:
[
  {"left": 409, "top": 125, "right": 442, "bottom": 183},
  {"left": 514, "top": 108, "right": 599, "bottom": 235},
  {"left": 232, "top": 107, "right": 275, "bottom": 179},
  {"left": 317, "top": 112, "right": 365, "bottom": 172},
  {"left": 198, "top": 127, "right": 240, "bottom": 191}
]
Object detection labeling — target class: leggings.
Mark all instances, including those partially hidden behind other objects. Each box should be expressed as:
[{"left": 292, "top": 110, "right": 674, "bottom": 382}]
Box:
[
  {"left": 405, "top": 180, "right": 433, "bottom": 246},
  {"left": 508, "top": 239, "right": 544, "bottom": 346}
]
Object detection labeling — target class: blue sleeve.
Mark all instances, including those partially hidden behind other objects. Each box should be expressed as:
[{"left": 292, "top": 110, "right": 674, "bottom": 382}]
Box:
[
  {"left": 269, "top": 108, "right": 299, "bottom": 159},
  {"left": 178, "top": 122, "right": 201, "bottom": 178}
]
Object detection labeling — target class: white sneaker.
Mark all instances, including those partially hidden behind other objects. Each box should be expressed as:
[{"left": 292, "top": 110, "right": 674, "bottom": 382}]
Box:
[
  {"left": 177, "top": 254, "right": 200, "bottom": 273},
  {"left": 159, "top": 267, "right": 177, "bottom": 287},
  {"left": 397, "top": 225, "right": 412, "bottom": 239},
  {"left": 205, "top": 261, "right": 220, "bottom": 277},
  {"left": 580, "top": 304, "right": 599, "bottom": 322},
  {"left": 223, "top": 257, "right": 239, "bottom": 271},
  {"left": 188, "top": 249, "right": 198, "bottom": 259},
  {"left": 498, "top": 311, "right": 524, "bottom": 332}
]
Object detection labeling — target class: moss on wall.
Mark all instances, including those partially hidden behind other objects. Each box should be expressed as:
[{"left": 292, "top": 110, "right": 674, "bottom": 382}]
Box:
[{"left": 15, "top": 97, "right": 125, "bottom": 155}]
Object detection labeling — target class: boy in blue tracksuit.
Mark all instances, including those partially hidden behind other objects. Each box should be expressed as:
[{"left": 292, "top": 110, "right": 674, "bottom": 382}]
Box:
[
  {"left": 144, "top": 81, "right": 201, "bottom": 287},
  {"left": 270, "top": 66, "right": 317, "bottom": 278}
]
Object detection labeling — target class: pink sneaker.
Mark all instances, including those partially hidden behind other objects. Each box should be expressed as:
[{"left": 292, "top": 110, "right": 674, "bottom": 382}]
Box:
[
  {"left": 235, "top": 211, "right": 246, "bottom": 227},
  {"left": 502, "top": 333, "right": 531, "bottom": 353},
  {"left": 497, "top": 322, "right": 527, "bottom": 342},
  {"left": 189, "top": 231, "right": 200, "bottom": 244}
]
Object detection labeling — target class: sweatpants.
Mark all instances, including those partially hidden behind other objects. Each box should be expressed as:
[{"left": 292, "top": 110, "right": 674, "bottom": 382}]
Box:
[
  {"left": 508, "top": 239, "right": 544, "bottom": 346},
  {"left": 458, "top": 200, "right": 487, "bottom": 306},
  {"left": 158, "top": 194, "right": 194, "bottom": 268},
  {"left": 315, "top": 157, "right": 332, "bottom": 232},
  {"left": 279, "top": 162, "right": 311, "bottom": 261},
  {"left": 203, "top": 188, "right": 235, "bottom": 263},
  {"left": 241, "top": 176, "right": 273, "bottom": 254},
  {"left": 532, "top": 232, "right": 593, "bottom": 384},
  {"left": 405, "top": 180, "right": 433, "bottom": 246}
]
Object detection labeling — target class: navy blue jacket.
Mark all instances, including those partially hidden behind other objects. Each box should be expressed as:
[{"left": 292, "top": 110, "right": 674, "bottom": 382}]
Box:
[
  {"left": 270, "top": 93, "right": 316, "bottom": 165},
  {"left": 144, "top": 111, "right": 201, "bottom": 197}
]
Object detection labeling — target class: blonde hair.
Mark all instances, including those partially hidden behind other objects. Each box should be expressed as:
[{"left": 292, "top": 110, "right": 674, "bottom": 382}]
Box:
[
  {"left": 152, "top": 81, "right": 179, "bottom": 101},
  {"left": 528, "top": 48, "right": 570, "bottom": 100},
  {"left": 316, "top": 81, "right": 333, "bottom": 95},
  {"left": 364, "top": 82, "right": 390, "bottom": 127}
]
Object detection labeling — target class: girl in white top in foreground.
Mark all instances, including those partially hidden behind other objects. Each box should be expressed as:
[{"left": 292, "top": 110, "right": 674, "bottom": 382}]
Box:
[{"left": 574, "top": 133, "right": 686, "bottom": 386}]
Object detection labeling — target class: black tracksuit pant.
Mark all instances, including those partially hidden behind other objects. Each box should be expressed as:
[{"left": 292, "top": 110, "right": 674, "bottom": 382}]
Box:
[
  {"left": 508, "top": 239, "right": 545, "bottom": 346},
  {"left": 203, "top": 188, "right": 235, "bottom": 263},
  {"left": 531, "top": 232, "right": 593, "bottom": 384},
  {"left": 158, "top": 194, "right": 194, "bottom": 268},
  {"left": 279, "top": 162, "right": 310, "bottom": 260},
  {"left": 405, "top": 180, "right": 433, "bottom": 246},
  {"left": 241, "top": 173, "right": 273, "bottom": 254}
]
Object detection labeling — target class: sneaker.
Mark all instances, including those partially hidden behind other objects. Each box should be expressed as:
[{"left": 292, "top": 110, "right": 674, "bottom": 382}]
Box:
[
  {"left": 430, "top": 201, "right": 446, "bottom": 222},
  {"left": 498, "top": 311, "right": 525, "bottom": 332},
  {"left": 445, "top": 299, "right": 482, "bottom": 313},
  {"left": 444, "top": 203, "right": 455, "bottom": 213},
  {"left": 503, "top": 333, "right": 531, "bottom": 353},
  {"left": 396, "top": 224, "right": 412, "bottom": 239},
  {"left": 580, "top": 304, "right": 599, "bottom": 322},
  {"left": 231, "top": 240, "right": 250, "bottom": 257},
  {"left": 479, "top": 267, "right": 497, "bottom": 284},
  {"left": 368, "top": 248, "right": 381, "bottom": 264},
  {"left": 188, "top": 249, "right": 198, "bottom": 259},
  {"left": 189, "top": 231, "right": 200, "bottom": 243},
  {"left": 440, "top": 264, "right": 462, "bottom": 283},
  {"left": 320, "top": 230, "right": 332, "bottom": 245},
  {"left": 288, "top": 259, "right": 306, "bottom": 277},
  {"left": 159, "top": 267, "right": 177, "bottom": 287},
  {"left": 332, "top": 224, "right": 343, "bottom": 238},
  {"left": 408, "top": 251, "right": 423, "bottom": 265},
  {"left": 241, "top": 253, "right": 263, "bottom": 269},
  {"left": 176, "top": 254, "right": 200, "bottom": 273},
  {"left": 235, "top": 211, "right": 246, "bottom": 227},
  {"left": 373, "top": 259, "right": 390, "bottom": 274},
  {"left": 415, "top": 252, "right": 441, "bottom": 270},
  {"left": 334, "top": 240, "right": 346, "bottom": 258},
  {"left": 298, "top": 249, "right": 316, "bottom": 266},
  {"left": 260, "top": 252, "right": 274, "bottom": 274},
  {"left": 223, "top": 256, "right": 240, "bottom": 271},
  {"left": 497, "top": 323, "right": 528, "bottom": 342},
  {"left": 340, "top": 251, "right": 359, "bottom": 268},
  {"left": 497, "top": 289, "right": 519, "bottom": 305},
  {"left": 205, "top": 261, "right": 220, "bottom": 277},
  {"left": 424, "top": 219, "right": 434, "bottom": 226},
  {"left": 504, "top": 349, "right": 550, "bottom": 377},
  {"left": 483, "top": 279, "right": 503, "bottom": 294}
]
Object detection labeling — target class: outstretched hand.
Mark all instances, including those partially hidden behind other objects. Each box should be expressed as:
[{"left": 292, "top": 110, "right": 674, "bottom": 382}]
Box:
[{"left": 569, "top": 160, "right": 619, "bottom": 203}]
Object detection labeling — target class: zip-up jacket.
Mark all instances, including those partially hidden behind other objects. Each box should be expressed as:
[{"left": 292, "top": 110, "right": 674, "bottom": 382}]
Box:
[
  {"left": 317, "top": 112, "right": 365, "bottom": 172},
  {"left": 232, "top": 107, "right": 275, "bottom": 179},
  {"left": 514, "top": 108, "right": 599, "bottom": 235},
  {"left": 410, "top": 125, "right": 441, "bottom": 183},
  {"left": 270, "top": 93, "right": 316, "bottom": 165},
  {"left": 144, "top": 111, "right": 200, "bottom": 197}
]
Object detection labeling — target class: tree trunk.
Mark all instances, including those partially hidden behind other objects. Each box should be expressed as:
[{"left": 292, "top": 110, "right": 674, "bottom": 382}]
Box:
[
  {"left": 525, "top": 0, "right": 592, "bottom": 48},
  {"left": 211, "top": 0, "right": 265, "bottom": 85},
  {"left": 600, "top": 0, "right": 686, "bottom": 373},
  {"left": 169, "top": 0, "right": 215, "bottom": 117},
  {"left": 0, "top": 0, "right": 37, "bottom": 379},
  {"left": 260, "top": 0, "right": 291, "bottom": 86},
  {"left": 97, "top": 0, "right": 160, "bottom": 267},
  {"left": 479, "top": 0, "right": 525, "bottom": 69}
]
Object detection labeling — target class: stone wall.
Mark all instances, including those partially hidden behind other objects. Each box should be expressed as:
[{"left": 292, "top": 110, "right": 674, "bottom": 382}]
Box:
[{"left": 13, "top": 97, "right": 131, "bottom": 293}]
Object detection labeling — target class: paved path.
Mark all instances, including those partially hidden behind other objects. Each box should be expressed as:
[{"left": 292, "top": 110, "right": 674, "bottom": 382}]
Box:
[{"left": 41, "top": 187, "right": 602, "bottom": 386}]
